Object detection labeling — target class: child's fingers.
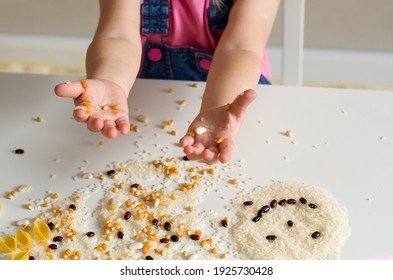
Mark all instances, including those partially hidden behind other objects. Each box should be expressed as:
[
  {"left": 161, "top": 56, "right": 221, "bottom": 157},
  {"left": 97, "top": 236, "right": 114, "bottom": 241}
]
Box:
[
  {"left": 183, "top": 142, "right": 205, "bottom": 160},
  {"left": 73, "top": 107, "right": 89, "bottom": 122},
  {"left": 54, "top": 81, "right": 85, "bottom": 99},
  {"left": 179, "top": 135, "right": 195, "bottom": 148},
  {"left": 229, "top": 89, "right": 256, "bottom": 119},
  {"left": 87, "top": 116, "right": 104, "bottom": 132},
  {"left": 202, "top": 148, "right": 219, "bottom": 165},
  {"left": 218, "top": 138, "right": 236, "bottom": 164},
  {"left": 115, "top": 117, "right": 130, "bottom": 135},
  {"left": 102, "top": 120, "right": 118, "bottom": 139}
]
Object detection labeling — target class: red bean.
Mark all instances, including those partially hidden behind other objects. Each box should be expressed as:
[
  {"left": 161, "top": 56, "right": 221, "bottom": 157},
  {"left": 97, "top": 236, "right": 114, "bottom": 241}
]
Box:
[
  {"left": 287, "top": 199, "right": 296, "bottom": 205},
  {"left": 299, "top": 197, "right": 307, "bottom": 204},
  {"left": 160, "top": 238, "right": 170, "bottom": 243},
  {"left": 124, "top": 211, "right": 131, "bottom": 220},
  {"left": 287, "top": 220, "right": 294, "bottom": 227},
  {"left": 48, "top": 244, "right": 58, "bottom": 250},
  {"left": 190, "top": 234, "right": 200, "bottom": 241},
  {"left": 86, "top": 232, "right": 95, "bottom": 237},
  {"left": 308, "top": 203, "right": 318, "bottom": 209},
  {"left": 266, "top": 235, "right": 277, "bottom": 241},
  {"left": 171, "top": 235, "right": 179, "bottom": 242},
  {"left": 270, "top": 200, "right": 278, "bottom": 208},
  {"left": 243, "top": 201, "right": 253, "bottom": 206},
  {"left": 278, "top": 199, "right": 287, "bottom": 206},
  {"left": 164, "top": 222, "right": 171, "bottom": 231},
  {"left": 117, "top": 232, "right": 124, "bottom": 239},
  {"left": 252, "top": 216, "right": 261, "bottom": 223},
  {"left": 53, "top": 236, "right": 63, "bottom": 242},
  {"left": 221, "top": 220, "right": 228, "bottom": 227},
  {"left": 312, "top": 231, "right": 321, "bottom": 239}
]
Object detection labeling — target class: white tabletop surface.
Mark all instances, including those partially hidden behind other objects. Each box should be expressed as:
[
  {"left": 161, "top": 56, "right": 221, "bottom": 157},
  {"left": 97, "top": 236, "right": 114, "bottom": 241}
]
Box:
[{"left": 0, "top": 73, "right": 393, "bottom": 260}]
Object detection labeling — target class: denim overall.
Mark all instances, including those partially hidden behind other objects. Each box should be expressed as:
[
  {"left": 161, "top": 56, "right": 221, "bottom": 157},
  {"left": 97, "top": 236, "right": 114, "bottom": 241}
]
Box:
[{"left": 140, "top": 0, "right": 270, "bottom": 84}]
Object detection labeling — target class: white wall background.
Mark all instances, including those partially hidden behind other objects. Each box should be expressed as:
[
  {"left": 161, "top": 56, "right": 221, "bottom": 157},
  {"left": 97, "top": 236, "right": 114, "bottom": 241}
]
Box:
[{"left": 0, "top": 0, "right": 392, "bottom": 88}]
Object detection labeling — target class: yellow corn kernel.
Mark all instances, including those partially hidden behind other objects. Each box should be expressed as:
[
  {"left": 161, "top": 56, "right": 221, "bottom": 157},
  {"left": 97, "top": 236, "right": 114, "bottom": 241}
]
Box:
[
  {"left": 51, "top": 193, "right": 59, "bottom": 199},
  {"left": 186, "top": 206, "right": 193, "bottom": 212},
  {"left": 47, "top": 254, "right": 54, "bottom": 260},
  {"left": 167, "top": 88, "right": 174, "bottom": 94},
  {"left": 195, "top": 230, "right": 203, "bottom": 237},
  {"left": 81, "top": 81, "right": 88, "bottom": 89},
  {"left": 134, "top": 234, "right": 141, "bottom": 241},
  {"left": 102, "top": 105, "right": 110, "bottom": 111},
  {"left": 111, "top": 104, "right": 121, "bottom": 110},
  {"left": 46, "top": 248, "right": 53, "bottom": 254},
  {"left": 206, "top": 238, "right": 213, "bottom": 244},
  {"left": 108, "top": 203, "right": 116, "bottom": 211},
  {"left": 142, "top": 247, "right": 149, "bottom": 255},
  {"left": 36, "top": 116, "right": 42, "bottom": 122},
  {"left": 208, "top": 168, "right": 215, "bottom": 175},
  {"left": 192, "top": 175, "right": 200, "bottom": 181},
  {"left": 25, "top": 203, "right": 33, "bottom": 210},
  {"left": 65, "top": 249, "right": 72, "bottom": 256},
  {"left": 230, "top": 178, "right": 238, "bottom": 185},
  {"left": 40, "top": 241, "right": 47, "bottom": 246},
  {"left": 220, "top": 253, "right": 228, "bottom": 259},
  {"left": 216, "top": 137, "right": 224, "bottom": 144},
  {"left": 188, "top": 167, "right": 197, "bottom": 172},
  {"left": 284, "top": 130, "right": 293, "bottom": 137},
  {"left": 165, "top": 243, "right": 172, "bottom": 249},
  {"left": 111, "top": 187, "right": 119, "bottom": 193},
  {"left": 187, "top": 131, "right": 196, "bottom": 137},
  {"left": 192, "top": 83, "right": 199, "bottom": 88},
  {"left": 225, "top": 103, "right": 231, "bottom": 110},
  {"left": 98, "top": 141, "right": 104, "bottom": 146},
  {"left": 102, "top": 243, "right": 108, "bottom": 250},
  {"left": 70, "top": 254, "right": 79, "bottom": 260},
  {"left": 154, "top": 249, "right": 164, "bottom": 256},
  {"left": 201, "top": 240, "right": 208, "bottom": 247},
  {"left": 73, "top": 195, "right": 81, "bottom": 203},
  {"left": 180, "top": 99, "right": 187, "bottom": 105},
  {"left": 211, "top": 248, "right": 218, "bottom": 255},
  {"left": 170, "top": 193, "right": 177, "bottom": 200},
  {"left": 170, "top": 130, "right": 177, "bottom": 136}
]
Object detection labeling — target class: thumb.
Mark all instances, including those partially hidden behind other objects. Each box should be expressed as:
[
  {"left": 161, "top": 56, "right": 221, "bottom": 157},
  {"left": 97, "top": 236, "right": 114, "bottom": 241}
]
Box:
[
  {"left": 54, "top": 80, "right": 85, "bottom": 99},
  {"left": 228, "top": 89, "right": 256, "bottom": 118}
]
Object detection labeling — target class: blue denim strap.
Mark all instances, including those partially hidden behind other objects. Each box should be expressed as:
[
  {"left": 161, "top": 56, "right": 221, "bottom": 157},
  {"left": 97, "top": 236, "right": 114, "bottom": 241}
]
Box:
[
  {"left": 141, "top": 0, "right": 170, "bottom": 35},
  {"left": 208, "top": 0, "right": 234, "bottom": 31}
]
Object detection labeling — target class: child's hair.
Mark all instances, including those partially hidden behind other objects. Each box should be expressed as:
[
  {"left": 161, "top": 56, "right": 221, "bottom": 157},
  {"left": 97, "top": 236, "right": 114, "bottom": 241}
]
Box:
[{"left": 212, "top": 0, "right": 224, "bottom": 9}]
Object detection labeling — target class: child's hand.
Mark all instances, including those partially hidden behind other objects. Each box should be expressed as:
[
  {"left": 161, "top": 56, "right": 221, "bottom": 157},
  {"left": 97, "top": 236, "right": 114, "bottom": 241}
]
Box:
[
  {"left": 179, "top": 89, "right": 256, "bottom": 165},
  {"left": 54, "top": 79, "right": 130, "bottom": 138}
]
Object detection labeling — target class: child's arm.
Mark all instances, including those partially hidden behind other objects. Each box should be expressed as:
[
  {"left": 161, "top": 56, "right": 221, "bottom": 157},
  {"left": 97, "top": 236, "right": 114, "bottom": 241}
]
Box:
[
  {"left": 54, "top": 0, "right": 141, "bottom": 138},
  {"left": 180, "top": 0, "right": 280, "bottom": 164}
]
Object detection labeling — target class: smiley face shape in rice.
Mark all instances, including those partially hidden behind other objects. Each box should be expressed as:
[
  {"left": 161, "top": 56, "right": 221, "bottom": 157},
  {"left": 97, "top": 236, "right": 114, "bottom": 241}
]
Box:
[{"left": 230, "top": 181, "right": 351, "bottom": 259}]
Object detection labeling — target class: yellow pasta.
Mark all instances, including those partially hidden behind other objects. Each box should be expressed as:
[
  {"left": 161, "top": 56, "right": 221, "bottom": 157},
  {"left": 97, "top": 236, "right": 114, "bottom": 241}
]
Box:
[
  {"left": 33, "top": 220, "right": 51, "bottom": 241},
  {"left": 0, "top": 236, "right": 17, "bottom": 253},
  {"left": 16, "top": 229, "right": 32, "bottom": 249},
  {"left": 11, "top": 250, "right": 29, "bottom": 260}
]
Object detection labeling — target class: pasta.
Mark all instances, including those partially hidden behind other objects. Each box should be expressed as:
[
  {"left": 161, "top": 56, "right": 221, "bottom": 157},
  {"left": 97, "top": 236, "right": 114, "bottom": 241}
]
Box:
[
  {"left": 33, "top": 221, "right": 51, "bottom": 241},
  {"left": 16, "top": 229, "right": 32, "bottom": 249},
  {"left": 11, "top": 250, "right": 29, "bottom": 260},
  {"left": 0, "top": 236, "right": 17, "bottom": 253}
]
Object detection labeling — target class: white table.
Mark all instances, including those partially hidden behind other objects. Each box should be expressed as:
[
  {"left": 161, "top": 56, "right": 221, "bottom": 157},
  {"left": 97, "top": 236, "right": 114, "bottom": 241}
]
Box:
[{"left": 1, "top": 73, "right": 392, "bottom": 260}]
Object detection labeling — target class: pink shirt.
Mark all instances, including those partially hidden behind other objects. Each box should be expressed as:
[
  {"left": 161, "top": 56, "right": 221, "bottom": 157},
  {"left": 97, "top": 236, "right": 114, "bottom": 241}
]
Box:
[{"left": 140, "top": 0, "right": 270, "bottom": 80}]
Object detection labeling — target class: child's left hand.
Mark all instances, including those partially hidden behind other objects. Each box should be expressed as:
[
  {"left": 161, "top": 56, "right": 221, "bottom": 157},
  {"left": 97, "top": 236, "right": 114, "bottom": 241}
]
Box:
[{"left": 179, "top": 89, "right": 256, "bottom": 165}]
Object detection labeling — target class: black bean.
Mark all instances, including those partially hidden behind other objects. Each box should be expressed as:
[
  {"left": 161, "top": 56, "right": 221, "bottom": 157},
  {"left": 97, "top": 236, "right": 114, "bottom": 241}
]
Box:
[
  {"left": 15, "top": 149, "right": 24, "bottom": 154},
  {"left": 221, "top": 219, "right": 228, "bottom": 227},
  {"left": 160, "top": 238, "right": 170, "bottom": 243},
  {"left": 243, "top": 201, "right": 253, "bottom": 206},
  {"left": 182, "top": 156, "right": 190, "bottom": 161},
  {"left": 53, "top": 236, "right": 63, "bottom": 242},
  {"left": 252, "top": 216, "right": 261, "bottom": 223},
  {"left": 278, "top": 199, "right": 287, "bottom": 206},
  {"left": 117, "top": 232, "right": 124, "bottom": 239},
  {"left": 257, "top": 209, "right": 264, "bottom": 218},
  {"left": 308, "top": 203, "right": 318, "bottom": 209},
  {"left": 145, "top": 255, "right": 154, "bottom": 260},
  {"left": 287, "top": 199, "right": 296, "bottom": 205},
  {"left": 299, "top": 197, "right": 308, "bottom": 204},
  {"left": 261, "top": 205, "right": 270, "bottom": 213},
  {"left": 171, "top": 235, "right": 179, "bottom": 242},
  {"left": 106, "top": 170, "right": 116, "bottom": 176},
  {"left": 86, "top": 231, "right": 95, "bottom": 237},
  {"left": 48, "top": 244, "right": 58, "bottom": 250},
  {"left": 287, "top": 220, "right": 294, "bottom": 227},
  {"left": 266, "top": 235, "right": 277, "bottom": 241},
  {"left": 130, "top": 183, "right": 139, "bottom": 189},
  {"left": 69, "top": 204, "right": 76, "bottom": 210},
  {"left": 152, "top": 219, "right": 159, "bottom": 226},
  {"left": 270, "top": 200, "right": 278, "bottom": 209},
  {"left": 47, "top": 222, "right": 55, "bottom": 230},
  {"left": 29, "top": 256, "right": 35, "bottom": 260},
  {"left": 164, "top": 221, "right": 171, "bottom": 231},
  {"left": 190, "top": 234, "right": 200, "bottom": 241},
  {"left": 124, "top": 211, "right": 131, "bottom": 220},
  {"left": 312, "top": 231, "right": 321, "bottom": 239}
]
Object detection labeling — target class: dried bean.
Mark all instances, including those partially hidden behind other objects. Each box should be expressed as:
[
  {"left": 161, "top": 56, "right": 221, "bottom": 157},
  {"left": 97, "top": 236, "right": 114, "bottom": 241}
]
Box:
[
  {"left": 287, "top": 199, "right": 296, "bottom": 205},
  {"left": 152, "top": 219, "right": 159, "bottom": 226},
  {"left": 69, "top": 204, "right": 76, "bottom": 210},
  {"left": 266, "top": 235, "right": 277, "bottom": 241},
  {"left": 117, "top": 232, "right": 124, "bottom": 239},
  {"left": 171, "top": 235, "right": 179, "bottom": 242},
  {"left": 299, "top": 197, "right": 307, "bottom": 204},
  {"left": 47, "top": 222, "right": 55, "bottom": 230},
  {"left": 53, "top": 236, "right": 63, "bottom": 242},
  {"left": 261, "top": 205, "right": 270, "bottom": 213},
  {"left": 278, "top": 199, "right": 287, "bottom": 206},
  {"left": 160, "top": 238, "right": 170, "bottom": 243},
  {"left": 106, "top": 170, "right": 116, "bottom": 176},
  {"left": 130, "top": 183, "right": 139, "bottom": 189},
  {"left": 86, "top": 232, "right": 95, "bottom": 237},
  {"left": 190, "top": 234, "right": 200, "bottom": 241},
  {"left": 257, "top": 209, "right": 264, "bottom": 218},
  {"left": 270, "top": 200, "right": 278, "bottom": 208},
  {"left": 221, "top": 220, "right": 228, "bottom": 227},
  {"left": 252, "top": 216, "right": 261, "bottom": 223},
  {"left": 182, "top": 156, "right": 190, "bottom": 161},
  {"left": 308, "top": 203, "right": 318, "bottom": 209},
  {"left": 29, "top": 256, "right": 35, "bottom": 260},
  {"left": 124, "top": 211, "right": 131, "bottom": 220},
  {"left": 312, "top": 231, "right": 321, "bottom": 239},
  {"left": 145, "top": 256, "right": 154, "bottom": 260},
  {"left": 164, "top": 221, "right": 171, "bottom": 231},
  {"left": 287, "top": 220, "right": 293, "bottom": 227},
  {"left": 15, "top": 149, "right": 24, "bottom": 154},
  {"left": 48, "top": 244, "right": 58, "bottom": 250},
  {"left": 243, "top": 201, "right": 253, "bottom": 206}
]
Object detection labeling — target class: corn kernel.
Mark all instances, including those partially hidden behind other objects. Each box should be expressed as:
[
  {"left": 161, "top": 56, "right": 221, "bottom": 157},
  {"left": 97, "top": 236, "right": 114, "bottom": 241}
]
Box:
[
  {"left": 187, "top": 131, "right": 196, "bottom": 137},
  {"left": 192, "top": 175, "right": 200, "bottom": 181},
  {"left": 51, "top": 193, "right": 59, "bottom": 199},
  {"left": 47, "top": 254, "right": 54, "bottom": 260},
  {"left": 65, "top": 249, "right": 72, "bottom": 256},
  {"left": 170, "top": 130, "right": 177, "bottom": 136},
  {"left": 167, "top": 88, "right": 174, "bottom": 94},
  {"left": 36, "top": 116, "right": 42, "bottom": 122},
  {"left": 225, "top": 103, "right": 231, "bottom": 110},
  {"left": 111, "top": 104, "right": 121, "bottom": 110},
  {"left": 170, "top": 194, "right": 177, "bottom": 200},
  {"left": 211, "top": 248, "right": 218, "bottom": 254},
  {"left": 111, "top": 187, "right": 119, "bottom": 193},
  {"left": 220, "top": 253, "right": 228, "bottom": 259},
  {"left": 216, "top": 137, "right": 224, "bottom": 144},
  {"left": 208, "top": 168, "right": 215, "bottom": 175},
  {"left": 102, "top": 105, "right": 110, "bottom": 111},
  {"left": 192, "top": 83, "right": 199, "bottom": 88},
  {"left": 25, "top": 203, "right": 33, "bottom": 210},
  {"left": 284, "top": 130, "right": 293, "bottom": 137},
  {"left": 102, "top": 243, "right": 108, "bottom": 250},
  {"left": 186, "top": 206, "right": 193, "bottom": 212},
  {"left": 180, "top": 99, "right": 187, "bottom": 105},
  {"left": 195, "top": 230, "right": 203, "bottom": 236},
  {"left": 81, "top": 81, "right": 88, "bottom": 89},
  {"left": 230, "top": 179, "right": 238, "bottom": 185},
  {"left": 98, "top": 141, "right": 104, "bottom": 146},
  {"left": 201, "top": 240, "right": 208, "bottom": 247}
]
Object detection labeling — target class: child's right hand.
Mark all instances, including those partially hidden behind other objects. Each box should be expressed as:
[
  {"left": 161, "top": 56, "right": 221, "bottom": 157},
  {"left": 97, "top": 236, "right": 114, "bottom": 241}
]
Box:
[{"left": 54, "top": 79, "right": 130, "bottom": 138}]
